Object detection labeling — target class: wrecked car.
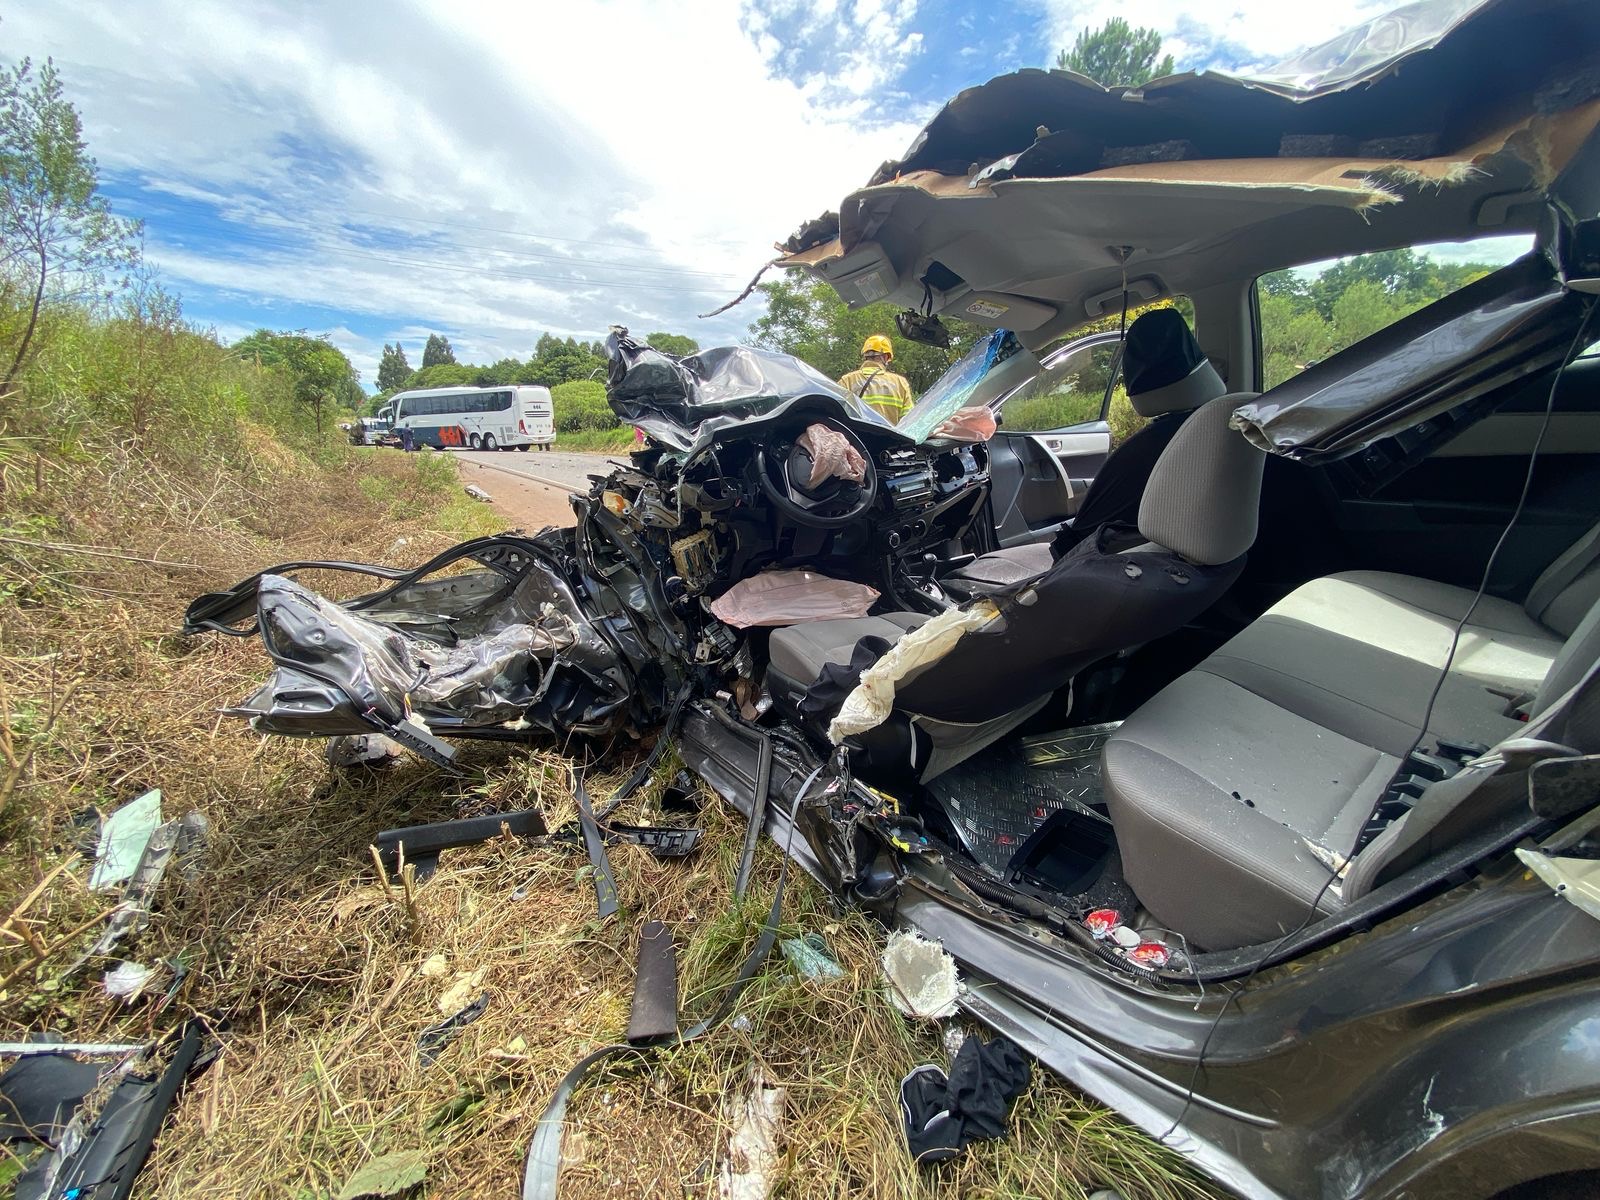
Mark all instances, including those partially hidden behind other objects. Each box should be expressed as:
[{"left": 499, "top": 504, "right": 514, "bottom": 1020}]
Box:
[{"left": 185, "top": 1, "right": 1600, "bottom": 1195}]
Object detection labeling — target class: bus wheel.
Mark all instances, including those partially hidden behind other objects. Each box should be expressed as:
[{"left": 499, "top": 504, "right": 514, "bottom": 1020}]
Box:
[
  {"left": 468, "top": 433, "right": 482, "bottom": 450},
  {"left": 483, "top": 434, "right": 498, "bottom": 451},
  {"left": 516, "top": 444, "right": 530, "bottom": 452}
]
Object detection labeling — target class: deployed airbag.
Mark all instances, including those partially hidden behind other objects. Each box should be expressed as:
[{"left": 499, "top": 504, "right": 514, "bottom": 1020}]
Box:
[{"left": 710, "top": 570, "right": 880, "bottom": 629}]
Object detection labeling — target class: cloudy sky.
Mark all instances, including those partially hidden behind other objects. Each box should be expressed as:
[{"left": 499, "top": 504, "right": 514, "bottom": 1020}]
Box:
[{"left": 7, "top": 0, "right": 1392, "bottom": 386}]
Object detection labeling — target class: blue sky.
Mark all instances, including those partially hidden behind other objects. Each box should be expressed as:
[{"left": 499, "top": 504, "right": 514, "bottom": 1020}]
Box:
[{"left": 7, "top": 0, "right": 1393, "bottom": 388}]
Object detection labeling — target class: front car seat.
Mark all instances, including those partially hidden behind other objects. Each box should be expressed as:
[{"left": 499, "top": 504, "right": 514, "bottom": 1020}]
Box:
[
  {"left": 767, "top": 391, "right": 1266, "bottom": 781},
  {"left": 947, "top": 308, "right": 1229, "bottom": 597}
]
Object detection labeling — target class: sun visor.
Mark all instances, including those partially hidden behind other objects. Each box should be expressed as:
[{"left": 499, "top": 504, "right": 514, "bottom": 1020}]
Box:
[
  {"left": 1228, "top": 253, "right": 1590, "bottom": 463},
  {"left": 954, "top": 292, "right": 1057, "bottom": 330},
  {"left": 817, "top": 241, "right": 899, "bottom": 308}
]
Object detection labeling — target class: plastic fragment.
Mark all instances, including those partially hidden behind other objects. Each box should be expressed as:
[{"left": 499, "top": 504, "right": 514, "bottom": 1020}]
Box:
[
  {"left": 780, "top": 933, "right": 843, "bottom": 980},
  {"left": 418, "top": 994, "right": 489, "bottom": 1067},
  {"left": 464, "top": 483, "right": 493, "bottom": 502},
  {"left": 718, "top": 1071, "right": 786, "bottom": 1200},
  {"left": 89, "top": 790, "right": 163, "bottom": 892},
  {"left": 881, "top": 930, "right": 960, "bottom": 1020},
  {"left": 1084, "top": 909, "right": 1121, "bottom": 939},
  {"left": 102, "top": 961, "right": 157, "bottom": 1001}
]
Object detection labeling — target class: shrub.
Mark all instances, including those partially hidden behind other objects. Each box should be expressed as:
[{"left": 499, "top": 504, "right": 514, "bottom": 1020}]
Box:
[{"left": 551, "top": 379, "right": 619, "bottom": 433}]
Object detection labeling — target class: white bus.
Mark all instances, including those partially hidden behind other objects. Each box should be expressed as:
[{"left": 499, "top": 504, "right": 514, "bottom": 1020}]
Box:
[{"left": 390, "top": 385, "right": 555, "bottom": 451}]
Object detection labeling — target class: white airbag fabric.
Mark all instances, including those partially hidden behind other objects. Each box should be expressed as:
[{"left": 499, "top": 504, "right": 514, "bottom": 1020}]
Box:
[
  {"left": 828, "top": 601, "right": 1000, "bottom": 742},
  {"left": 710, "top": 569, "right": 880, "bottom": 628}
]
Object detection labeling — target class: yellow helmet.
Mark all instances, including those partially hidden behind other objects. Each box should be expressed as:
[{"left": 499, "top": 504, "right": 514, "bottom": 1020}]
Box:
[{"left": 862, "top": 334, "right": 894, "bottom": 360}]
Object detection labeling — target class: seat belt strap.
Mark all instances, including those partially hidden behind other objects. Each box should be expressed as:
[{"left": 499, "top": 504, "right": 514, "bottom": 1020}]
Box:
[{"left": 1525, "top": 519, "right": 1600, "bottom": 627}]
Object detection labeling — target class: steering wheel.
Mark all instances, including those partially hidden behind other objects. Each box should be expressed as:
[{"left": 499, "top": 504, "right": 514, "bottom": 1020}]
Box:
[{"left": 755, "top": 420, "right": 879, "bottom": 529}]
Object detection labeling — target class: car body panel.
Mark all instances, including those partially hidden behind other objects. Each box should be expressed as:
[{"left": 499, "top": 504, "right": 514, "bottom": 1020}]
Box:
[{"left": 678, "top": 702, "right": 1600, "bottom": 1199}]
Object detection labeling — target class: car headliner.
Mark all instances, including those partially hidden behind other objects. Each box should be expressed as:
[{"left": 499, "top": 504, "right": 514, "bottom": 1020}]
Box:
[{"left": 775, "top": 0, "right": 1600, "bottom": 349}]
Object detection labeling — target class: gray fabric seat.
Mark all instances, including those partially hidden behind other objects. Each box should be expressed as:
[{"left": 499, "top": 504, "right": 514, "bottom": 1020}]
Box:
[
  {"left": 943, "top": 543, "right": 1053, "bottom": 590},
  {"left": 947, "top": 309, "right": 1231, "bottom": 598},
  {"left": 766, "top": 612, "right": 927, "bottom": 683},
  {"left": 1104, "top": 553, "right": 1600, "bottom": 951},
  {"left": 770, "top": 392, "right": 1266, "bottom": 781}
]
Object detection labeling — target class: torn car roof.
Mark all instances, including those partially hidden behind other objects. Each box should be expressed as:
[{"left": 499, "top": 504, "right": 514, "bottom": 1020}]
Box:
[{"left": 776, "top": 0, "right": 1600, "bottom": 346}]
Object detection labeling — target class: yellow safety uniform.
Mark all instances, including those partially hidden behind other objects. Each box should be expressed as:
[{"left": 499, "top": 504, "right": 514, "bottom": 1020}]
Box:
[{"left": 838, "top": 362, "right": 915, "bottom": 424}]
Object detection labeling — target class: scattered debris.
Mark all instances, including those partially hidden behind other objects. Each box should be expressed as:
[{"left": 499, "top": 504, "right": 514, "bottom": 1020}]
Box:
[
  {"left": 374, "top": 807, "right": 548, "bottom": 880},
  {"left": 335, "top": 1148, "right": 429, "bottom": 1199},
  {"left": 74, "top": 810, "right": 208, "bottom": 971},
  {"left": 327, "top": 733, "right": 404, "bottom": 769},
  {"left": 881, "top": 931, "right": 960, "bottom": 1020},
  {"left": 941, "top": 1026, "right": 967, "bottom": 1059},
  {"left": 17, "top": 1020, "right": 214, "bottom": 1200},
  {"left": 419, "top": 953, "right": 448, "bottom": 978},
  {"left": 0, "top": 1053, "right": 109, "bottom": 1145},
  {"left": 418, "top": 993, "right": 489, "bottom": 1068},
  {"left": 88, "top": 790, "right": 163, "bottom": 892},
  {"left": 102, "top": 961, "right": 158, "bottom": 1002},
  {"left": 625, "top": 921, "right": 679, "bottom": 1045},
  {"left": 572, "top": 775, "right": 620, "bottom": 919},
  {"left": 464, "top": 483, "right": 494, "bottom": 503},
  {"left": 899, "top": 1034, "right": 1031, "bottom": 1167},
  {"left": 780, "top": 933, "right": 843, "bottom": 981},
  {"left": 659, "top": 769, "right": 700, "bottom": 814},
  {"left": 718, "top": 1071, "right": 786, "bottom": 1200},
  {"left": 603, "top": 822, "right": 701, "bottom": 859},
  {"left": 437, "top": 969, "right": 487, "bottom": 1015},
  {"left": 523, "top": 769, "right": 816, "bottom": 1200}
]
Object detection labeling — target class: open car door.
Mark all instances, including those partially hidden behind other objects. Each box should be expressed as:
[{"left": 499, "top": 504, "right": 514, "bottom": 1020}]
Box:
[{"left": 984, "top": 331, "right": 1119, "bottom": 548}]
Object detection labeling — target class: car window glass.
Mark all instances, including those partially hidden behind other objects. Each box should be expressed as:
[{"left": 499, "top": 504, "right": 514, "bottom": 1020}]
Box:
[
  {"left": 1257, "top": 235, "right": 1534, "bottom": 390},
  {"left": 998, "top": 340, "right": 1122, "bottom": 433}
]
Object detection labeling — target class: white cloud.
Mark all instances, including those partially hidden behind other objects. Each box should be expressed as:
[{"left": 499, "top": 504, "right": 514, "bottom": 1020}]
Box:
[
  {"left": 4, "top": 0, "right": 929, "bottom": 367},
  {"left": 1035, "top": 0, "right": 1390, "bottom": 74}
]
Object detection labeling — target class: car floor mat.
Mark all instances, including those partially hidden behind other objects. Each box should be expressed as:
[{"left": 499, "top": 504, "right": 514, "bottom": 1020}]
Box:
[{"left": 926, "top": 739, "right": 1107, "bottom": 877}]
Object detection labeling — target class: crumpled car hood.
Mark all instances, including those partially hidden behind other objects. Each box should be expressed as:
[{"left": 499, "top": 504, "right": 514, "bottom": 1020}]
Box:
[
  {"left": 774, "top": 0, "right": 1600, "bottom": 345},
  {"left": 604, "top": 327, "right": 909, "bottom": 453}
]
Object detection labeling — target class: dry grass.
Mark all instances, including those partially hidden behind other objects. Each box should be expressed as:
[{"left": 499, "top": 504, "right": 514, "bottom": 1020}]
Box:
[{"left": 0, "top": 431, "right": 1216, "bottom": 1200}]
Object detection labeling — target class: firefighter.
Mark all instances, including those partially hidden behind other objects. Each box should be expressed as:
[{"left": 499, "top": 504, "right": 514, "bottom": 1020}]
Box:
[{"left": 838, "top": 334, "right": 914, "bottom": 424}]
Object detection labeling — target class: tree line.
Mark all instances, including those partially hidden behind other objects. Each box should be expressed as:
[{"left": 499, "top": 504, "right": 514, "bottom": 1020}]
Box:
[{"left": 364, "top": 330, "right": 700, "bottom": 416}]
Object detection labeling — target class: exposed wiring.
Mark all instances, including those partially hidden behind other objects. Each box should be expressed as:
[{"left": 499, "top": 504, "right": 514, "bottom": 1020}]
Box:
[{"left": 1158, "top": 292, "right": 1596, "bottom": 1148}]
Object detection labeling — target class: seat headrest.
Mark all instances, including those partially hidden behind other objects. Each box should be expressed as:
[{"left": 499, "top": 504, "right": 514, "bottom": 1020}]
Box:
[
  {"left": 1137, "top": 394, "right": 1265, "bottom": 565},
  {"left": 1124, "top": 308, "right": 1226, "bottom": 417}
]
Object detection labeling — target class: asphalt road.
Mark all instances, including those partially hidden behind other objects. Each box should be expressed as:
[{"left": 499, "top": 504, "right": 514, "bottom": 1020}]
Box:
[{"left": 450, "top": 447, "right": 622, "bottom": 493}]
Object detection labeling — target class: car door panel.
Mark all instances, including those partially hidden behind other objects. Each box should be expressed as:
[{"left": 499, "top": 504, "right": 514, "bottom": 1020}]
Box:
[
  {"left": 1320, "top": 355, "right": 1600, "bottom": 596},
  {"left": 984, "top": 332, "right": 1121, "bottom": 549}
]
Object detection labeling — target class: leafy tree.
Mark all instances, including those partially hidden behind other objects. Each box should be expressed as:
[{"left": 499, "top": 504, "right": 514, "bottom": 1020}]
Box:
[
  {"left": 421, "top": 333, "right": 455, "bottom": 368},
  {"left": 1055, "top": 18, "right": 1174, "bottom": 86},
  {"left": 748, "top": 275, "right": 984, "bottom": 394},
  {"left": 0, "top": 56, "right": 142, "bottom": 396},
  {"left": 646, "top": 332, "right": 699, "bottom": 356},
  {"left": 526, "top": 331, "right": 606, "bottom": 387},
  {"left": 404, "top": 362, "right": 476, "bottom": 389},
  {"left": 231, "top": 329, "right": 360, "bottom": 433},
  {"left": 376, "top": 342, "right": 410, "bottom": 392}
]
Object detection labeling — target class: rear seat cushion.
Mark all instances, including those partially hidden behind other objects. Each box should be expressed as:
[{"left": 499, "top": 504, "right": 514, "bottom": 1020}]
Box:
[
  {"left": 1105, "top": 672, "right": 1397, "bottom": 946},
  {"left": 1104, "top": 569, "right": 1565, "bottom": 951},
  {"left": 1206, "top": 572, "right": 1559, "bottom": 759}
]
